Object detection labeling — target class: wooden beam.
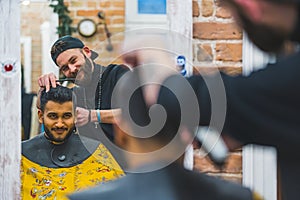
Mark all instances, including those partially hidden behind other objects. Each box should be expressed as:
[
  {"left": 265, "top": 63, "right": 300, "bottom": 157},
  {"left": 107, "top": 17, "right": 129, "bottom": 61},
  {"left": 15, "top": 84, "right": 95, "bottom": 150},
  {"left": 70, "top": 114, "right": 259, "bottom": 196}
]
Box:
[{"left": 0, "top": 0, "right": 21, "bottom": 199}]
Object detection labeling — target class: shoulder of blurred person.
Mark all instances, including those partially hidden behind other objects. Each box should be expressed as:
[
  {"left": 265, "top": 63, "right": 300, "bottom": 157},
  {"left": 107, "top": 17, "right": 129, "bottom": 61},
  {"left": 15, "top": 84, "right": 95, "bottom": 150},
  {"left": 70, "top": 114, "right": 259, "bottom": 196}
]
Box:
[{"left": 68, "top": 161, "right": 257, "bottom": 200}]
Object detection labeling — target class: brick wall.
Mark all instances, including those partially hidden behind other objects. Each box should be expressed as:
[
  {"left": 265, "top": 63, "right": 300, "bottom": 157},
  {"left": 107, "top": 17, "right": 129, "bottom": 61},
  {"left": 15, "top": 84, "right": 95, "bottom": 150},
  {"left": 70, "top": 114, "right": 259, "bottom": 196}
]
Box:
[
  {"left": 21, "top": 2, "right": 53, "bottom": 93},
  {"left": 65, "top": 0, "right": 125, "bottom": 66},
  {"left": 193, "top": 0, "right": 243, "bottom": 76},
  {"left": 192, "top": 0, "right": 244, "bottom": 183},
  {"left": 21, "top": 0, "right": 125, "bottom": 92}
]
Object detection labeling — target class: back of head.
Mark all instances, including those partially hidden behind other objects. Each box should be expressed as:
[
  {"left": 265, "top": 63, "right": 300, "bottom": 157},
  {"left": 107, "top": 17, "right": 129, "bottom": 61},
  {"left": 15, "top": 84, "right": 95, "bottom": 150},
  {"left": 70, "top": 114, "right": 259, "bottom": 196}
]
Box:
[
  {"left": 114, "top": 70, "right": 181, "bottom": 146},
  {"left": 40, "top": 85, "right": 73, "bottom": 112},
  {"left": 110, "top": 67, "right": 200, "bottom": 172},
  {"left": 113, "top": 68, "right": 199, "bottom": 148}
]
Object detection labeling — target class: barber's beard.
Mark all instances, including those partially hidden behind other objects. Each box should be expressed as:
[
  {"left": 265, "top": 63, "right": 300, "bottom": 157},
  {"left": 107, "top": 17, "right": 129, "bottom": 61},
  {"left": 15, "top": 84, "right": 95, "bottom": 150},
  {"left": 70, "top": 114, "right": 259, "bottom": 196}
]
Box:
[
  {"left": 44, "top": 126, "right": 75, "bottom": 144},
  {"left": 75, "top": 54, "right": 94, "bottom": 87},
  {"left": 238, "top": 9, "right": 287, "bottom": 53}
]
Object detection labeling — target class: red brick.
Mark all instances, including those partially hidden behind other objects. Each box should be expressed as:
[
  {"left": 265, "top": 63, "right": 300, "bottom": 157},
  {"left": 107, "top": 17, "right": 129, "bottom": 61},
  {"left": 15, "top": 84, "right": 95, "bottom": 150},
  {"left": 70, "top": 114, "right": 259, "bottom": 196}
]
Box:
[
  {"left": 216, "top": 43, "right": 242, "bottom": 62},
  {"left": 105, "top": 10, "right": 125, "bottom": 17},
  {"left": 194, "top": 151, "right": 242, "bottom": 173},
  {"left": 87, "top": 2, "right": 97, "bottom": 7},
  {"left": 100, "top": 1, "right": 111, "bottom": 8},
  {"left": 202, "top": 0, "right": 214, "bottom": 17},
  {"left": 216, "top": 6, "right": 232, "bottom": 19},
  {"left": 193, "top": 22, "right": 242, "bottom": 40},
  {"left": 112, "top": 18, "right": 125, "bottom": 24},
  {"left": 196, "top": 44, "right": 213, "bottom": 62},
  {"left": 193, "top": 1, "right": 200, "bottom": 17},
  {"left": 77, "top": 10, "right": 99, "bottom": 17},
  {"left": 112, "top": 1, "right": 125, "bottom": 8}
]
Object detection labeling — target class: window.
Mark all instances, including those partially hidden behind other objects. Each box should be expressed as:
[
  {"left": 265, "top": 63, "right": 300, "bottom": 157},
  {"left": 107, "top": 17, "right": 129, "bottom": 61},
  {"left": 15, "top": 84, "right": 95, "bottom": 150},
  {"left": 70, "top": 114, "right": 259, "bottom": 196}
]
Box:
[
  {"left": 138, "top": 0, "right": 166, "bottom": 14},
  {"left": 125, "top": 0, "right": 168, "bottom": 30}
]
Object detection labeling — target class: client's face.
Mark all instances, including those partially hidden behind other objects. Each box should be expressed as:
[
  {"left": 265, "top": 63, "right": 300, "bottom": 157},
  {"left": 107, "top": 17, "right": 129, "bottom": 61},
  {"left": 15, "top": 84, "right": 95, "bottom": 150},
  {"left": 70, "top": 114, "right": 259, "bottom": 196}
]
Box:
[{"left": 40, "top": 101, "right": 75, "bottom": 143}]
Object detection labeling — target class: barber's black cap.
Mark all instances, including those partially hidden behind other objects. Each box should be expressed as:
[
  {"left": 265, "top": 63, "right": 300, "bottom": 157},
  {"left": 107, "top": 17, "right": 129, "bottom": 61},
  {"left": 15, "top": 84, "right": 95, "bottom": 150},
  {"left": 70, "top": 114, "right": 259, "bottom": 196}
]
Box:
[{"left": 50, "top": 35, "right": 98, "bottom": 66}]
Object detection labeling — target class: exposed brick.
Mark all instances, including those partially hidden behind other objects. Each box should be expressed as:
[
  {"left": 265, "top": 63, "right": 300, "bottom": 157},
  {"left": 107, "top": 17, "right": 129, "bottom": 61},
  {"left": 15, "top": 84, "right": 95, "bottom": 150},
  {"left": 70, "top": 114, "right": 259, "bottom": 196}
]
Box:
[
  {"left": 202, "top": 0, "right": 214, "bottom": 17},
  {"left": 223, "top": 153, "right": 242, "bottom": 173},
  {"left": 193, "top": 22, "right": 242, "bottom": 40},
  {"left": 112, "top": 1, "right": 125, "bottom": 8},
  {"left": 216, "top": 6, "right": 232, "bottom": 19},
  {"left": 193, "top": 1, "right": 200, "bottom": 17},
  {"left": 216, "top": 43, "right": 242, "bottom": 62},
  {"left": 77, "top": 10, "right": 99, "bottom": 17},
  {"left": 106, "top": 18, "right": 113, "bottom": 25},
  {"left": 109, "top": 27, "right": 125, "bottom": 34},
  {"left": 112, "top": 18, "right": 125, "bottom": 24},
  {"left": 72, "top": 19, "right": 81, "bottom": 25},
  {"left": 100, "top": 2, "right": 111, "bottom": 8},
  {"left": 69, "top": 1, "right": 84, "bottom": 7},
  {"left": 219, "top": 67, "right": 242, "bottom": 76},
  {"left": 69, "top": 11, "right": 76, "bottom": 18},
  {"left": 105, "top": 10, "right": 125, "bottom": 17},
  {"left": 87, "top": 2, "right": 97, "bottom": 7},
  {"left": 196, "top": 44, "right": 213, "bottom": 62},
  {"left": 194, "top": 151, "right": 242, "bottom": 173},
  {"left": 194, "top": 153, "right": 220, "bottom": 173},
  {"left": 193, "top": 66, "right": 242, "bottom": 76}
]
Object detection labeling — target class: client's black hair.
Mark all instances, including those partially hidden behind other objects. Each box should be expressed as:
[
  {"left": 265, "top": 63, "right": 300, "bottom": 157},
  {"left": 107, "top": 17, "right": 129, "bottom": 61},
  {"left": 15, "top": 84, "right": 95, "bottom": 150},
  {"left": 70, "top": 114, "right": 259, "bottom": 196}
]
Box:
[{"left": 40, "top": 85, "right": 73, "bottom": 112}]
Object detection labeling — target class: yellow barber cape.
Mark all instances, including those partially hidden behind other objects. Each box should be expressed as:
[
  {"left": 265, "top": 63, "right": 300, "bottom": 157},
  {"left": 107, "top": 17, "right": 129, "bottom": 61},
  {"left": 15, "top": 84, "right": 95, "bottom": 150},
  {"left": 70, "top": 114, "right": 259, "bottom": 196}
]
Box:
[{"left": 21, "top": 143, "right": 124, "bottom": 200}]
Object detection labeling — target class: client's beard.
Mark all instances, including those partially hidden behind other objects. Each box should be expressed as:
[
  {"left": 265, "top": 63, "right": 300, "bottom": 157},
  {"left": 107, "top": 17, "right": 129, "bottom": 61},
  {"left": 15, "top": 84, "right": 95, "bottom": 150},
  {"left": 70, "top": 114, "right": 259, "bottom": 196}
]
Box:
[{"left": 44, "top": 126, "right": 75, "bottom": 143}]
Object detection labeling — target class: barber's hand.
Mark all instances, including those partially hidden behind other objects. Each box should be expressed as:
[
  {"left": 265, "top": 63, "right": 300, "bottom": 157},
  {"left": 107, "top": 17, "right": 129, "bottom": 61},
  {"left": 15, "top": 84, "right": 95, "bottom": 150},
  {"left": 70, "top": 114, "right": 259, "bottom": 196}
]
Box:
[
  {"left": 75, "top": 107, "right": 90, "bottom": 127},
  {"left": 38, "top": 73, "right": 58, "bottom": 92}
]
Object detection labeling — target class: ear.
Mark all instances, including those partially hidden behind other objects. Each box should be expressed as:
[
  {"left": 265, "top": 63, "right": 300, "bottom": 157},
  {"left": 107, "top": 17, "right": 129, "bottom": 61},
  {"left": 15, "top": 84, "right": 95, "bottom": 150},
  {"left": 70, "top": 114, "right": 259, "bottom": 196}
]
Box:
[
  {"left": 234, "top": 0, "right": 262, "bottom": 23},
  {"left": 82, "top": 46, "right": 92, "bottom": 58},
  {"left": 38, "top": 109, "right": 44, "bottom": 124}
]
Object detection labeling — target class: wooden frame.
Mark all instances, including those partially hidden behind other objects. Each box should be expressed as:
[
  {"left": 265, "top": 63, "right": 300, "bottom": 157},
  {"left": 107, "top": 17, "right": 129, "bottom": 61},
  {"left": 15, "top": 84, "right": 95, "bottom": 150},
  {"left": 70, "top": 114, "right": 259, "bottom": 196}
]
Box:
[
  {"left": 242, "top": 33, "right": 277, "bottom": 200},
  {"left": 0, "top": 0, "right": 21, "bottom": 198}
]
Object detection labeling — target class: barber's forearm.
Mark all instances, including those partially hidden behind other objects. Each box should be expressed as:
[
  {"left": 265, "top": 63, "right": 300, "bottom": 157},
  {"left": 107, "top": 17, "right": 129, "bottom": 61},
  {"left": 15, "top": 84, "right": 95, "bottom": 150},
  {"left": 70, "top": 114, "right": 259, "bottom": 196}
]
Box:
[{"left": 90, "top": 109, "right": 121, "bottom": 124}]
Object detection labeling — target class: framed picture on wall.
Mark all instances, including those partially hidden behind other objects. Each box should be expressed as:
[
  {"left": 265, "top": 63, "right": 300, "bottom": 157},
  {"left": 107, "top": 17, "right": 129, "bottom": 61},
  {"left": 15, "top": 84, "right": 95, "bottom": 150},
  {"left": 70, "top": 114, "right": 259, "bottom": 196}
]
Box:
[
  {"left": 125, "top": 0, "right": 168, "bottom": 30},
  {"left": 137, "top": 0, "right": 166, "bottom": 14}
]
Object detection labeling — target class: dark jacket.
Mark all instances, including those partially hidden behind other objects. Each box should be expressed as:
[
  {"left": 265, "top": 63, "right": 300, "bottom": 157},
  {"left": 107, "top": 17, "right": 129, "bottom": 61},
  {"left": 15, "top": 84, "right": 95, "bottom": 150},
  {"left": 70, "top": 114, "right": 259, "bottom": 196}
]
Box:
[
  {"left": 163, "top": 51, "right": 300, "bottom": 200},
  {"left": 74, "top": 63, "right": 128, "bottom": 142},
  {"left": 68, "top": 162, "right": 254, "bottom": 200}
]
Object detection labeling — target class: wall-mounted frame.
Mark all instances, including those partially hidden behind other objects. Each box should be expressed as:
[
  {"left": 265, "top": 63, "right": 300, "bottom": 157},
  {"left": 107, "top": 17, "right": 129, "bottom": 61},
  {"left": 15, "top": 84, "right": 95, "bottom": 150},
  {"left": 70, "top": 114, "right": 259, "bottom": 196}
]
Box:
[{"left": 125, "top": 0, "right": 168, "bottom": 30}]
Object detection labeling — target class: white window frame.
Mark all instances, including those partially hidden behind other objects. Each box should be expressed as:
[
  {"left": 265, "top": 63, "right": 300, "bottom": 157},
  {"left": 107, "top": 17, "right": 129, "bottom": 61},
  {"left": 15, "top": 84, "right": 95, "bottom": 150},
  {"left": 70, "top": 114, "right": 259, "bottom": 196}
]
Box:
[
  {"left": 242, "top": 33, "right": 277, "bottom": 200},
  {"left": 125, "top": 0, "right": 194, "bottom": 170},
  {"left": 125, "top": 0, "right": 168, "bottom": 30},
  {"left": 21, "top": 36, "right": 32, "bottom": 93}
]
